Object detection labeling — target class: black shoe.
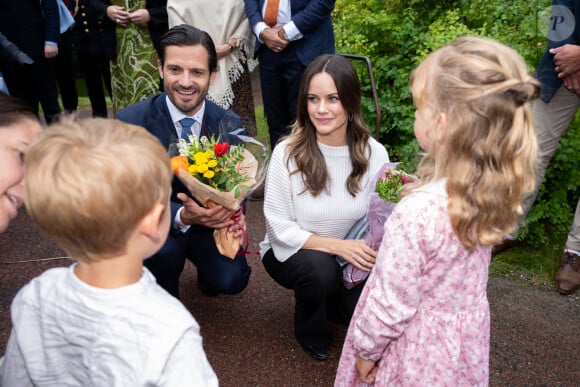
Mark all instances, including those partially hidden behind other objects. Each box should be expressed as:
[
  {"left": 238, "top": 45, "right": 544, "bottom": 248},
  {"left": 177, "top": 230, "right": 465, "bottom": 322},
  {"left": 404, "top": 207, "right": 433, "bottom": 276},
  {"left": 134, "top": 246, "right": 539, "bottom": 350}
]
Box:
[
  {"left": 299, "top": 342, "right": 328, "bottom": 361},
  {"left": 556, "top": 250, "right": 580, "bottom": 295},
  {"left": 197, "top": 279, "right": 219, "bottom": 297}
]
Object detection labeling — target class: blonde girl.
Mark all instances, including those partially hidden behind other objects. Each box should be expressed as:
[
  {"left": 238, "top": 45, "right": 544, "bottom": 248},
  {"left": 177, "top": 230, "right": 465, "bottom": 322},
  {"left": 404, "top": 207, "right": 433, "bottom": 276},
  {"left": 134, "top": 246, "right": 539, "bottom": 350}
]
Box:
[{"left": 335, "top": 36, "right": 540, "bottom": 386}]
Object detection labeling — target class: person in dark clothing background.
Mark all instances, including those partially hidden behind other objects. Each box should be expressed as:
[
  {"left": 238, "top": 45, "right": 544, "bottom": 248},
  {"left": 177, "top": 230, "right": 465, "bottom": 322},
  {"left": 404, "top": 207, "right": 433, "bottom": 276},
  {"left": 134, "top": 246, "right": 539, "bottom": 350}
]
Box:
[
  {"left": 0, "top": 0, "right": 62, "bottom": 124},
  {"left": 55, "top": 0, "right": 79, "bottom": 114},
  {"left": 244, "top": 0, "right": 336, "bottom": 151},
  {"left": 73, "top": 0, "right": 117, "bottom": 118}
]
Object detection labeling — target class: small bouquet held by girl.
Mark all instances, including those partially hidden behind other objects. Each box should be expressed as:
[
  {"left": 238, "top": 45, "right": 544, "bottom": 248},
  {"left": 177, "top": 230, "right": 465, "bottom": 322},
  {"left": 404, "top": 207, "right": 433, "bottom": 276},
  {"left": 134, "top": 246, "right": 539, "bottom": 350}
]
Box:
[
  {"left": 170, "top": 126, "right": 269, "bottom": 258},
  {"left": 342, "top": 162, "right": 418, "bottom": 289}
]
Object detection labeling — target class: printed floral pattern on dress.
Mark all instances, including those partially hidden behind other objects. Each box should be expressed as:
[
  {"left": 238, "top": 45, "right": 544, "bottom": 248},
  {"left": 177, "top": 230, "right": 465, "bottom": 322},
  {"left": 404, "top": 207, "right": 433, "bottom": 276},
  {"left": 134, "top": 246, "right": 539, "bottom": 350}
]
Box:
[{"left": 335, "top": 186, "right": 491, "bottom": 387}]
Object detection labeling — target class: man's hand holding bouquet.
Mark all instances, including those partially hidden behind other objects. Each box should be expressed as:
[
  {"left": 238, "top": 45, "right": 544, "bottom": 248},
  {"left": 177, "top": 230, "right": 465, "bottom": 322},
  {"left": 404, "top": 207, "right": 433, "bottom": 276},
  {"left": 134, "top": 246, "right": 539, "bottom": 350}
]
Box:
[
  {"left": 341, "top": 162, "right": 418, "bottom": 288},
  {"left": 170, "top": 126, "right": 269, "bottom": 259}
]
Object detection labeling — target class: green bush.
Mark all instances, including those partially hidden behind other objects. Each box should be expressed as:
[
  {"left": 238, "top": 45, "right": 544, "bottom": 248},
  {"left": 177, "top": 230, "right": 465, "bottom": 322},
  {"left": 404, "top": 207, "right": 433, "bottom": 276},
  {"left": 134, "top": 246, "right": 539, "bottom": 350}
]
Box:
[{"left": 333, "top": 0, "right": 579, "bottom": 249}]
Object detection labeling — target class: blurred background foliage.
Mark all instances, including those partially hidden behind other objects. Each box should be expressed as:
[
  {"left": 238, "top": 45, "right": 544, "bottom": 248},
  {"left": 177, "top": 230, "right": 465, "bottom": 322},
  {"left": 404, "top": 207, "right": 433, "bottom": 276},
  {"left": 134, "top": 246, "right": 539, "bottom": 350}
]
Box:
[{"left": 333, "top": 0, "right": 579, "bottom": 263}]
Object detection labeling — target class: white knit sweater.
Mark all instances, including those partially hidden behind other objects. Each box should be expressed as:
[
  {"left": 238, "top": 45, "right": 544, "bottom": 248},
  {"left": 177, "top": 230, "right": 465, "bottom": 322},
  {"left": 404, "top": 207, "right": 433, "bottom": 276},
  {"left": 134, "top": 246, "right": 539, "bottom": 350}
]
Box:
[{"left": 260, "top": 138, "right": 390, "bottom": 261}]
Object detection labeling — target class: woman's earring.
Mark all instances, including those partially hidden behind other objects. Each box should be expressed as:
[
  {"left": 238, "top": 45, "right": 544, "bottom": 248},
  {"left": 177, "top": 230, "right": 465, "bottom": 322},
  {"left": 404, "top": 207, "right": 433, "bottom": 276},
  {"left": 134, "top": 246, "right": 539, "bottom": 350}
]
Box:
[{"left": 348, "top": 113, "right": 353, "bottom": 122}]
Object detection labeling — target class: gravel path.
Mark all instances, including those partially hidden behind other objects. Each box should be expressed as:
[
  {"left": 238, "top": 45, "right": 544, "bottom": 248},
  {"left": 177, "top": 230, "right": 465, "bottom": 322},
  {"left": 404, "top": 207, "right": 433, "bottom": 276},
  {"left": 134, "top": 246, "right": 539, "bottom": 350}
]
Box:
[{"left": 1, "top": 201, "right": 578, "bottom": 386}]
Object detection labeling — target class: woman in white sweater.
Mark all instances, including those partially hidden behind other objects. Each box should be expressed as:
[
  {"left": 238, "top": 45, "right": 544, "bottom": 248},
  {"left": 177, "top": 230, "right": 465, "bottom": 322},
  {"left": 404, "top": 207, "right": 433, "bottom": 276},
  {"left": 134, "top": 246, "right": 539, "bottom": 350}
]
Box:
[{"left": 260, "top": 54, "right": 389, "bottom": 361}]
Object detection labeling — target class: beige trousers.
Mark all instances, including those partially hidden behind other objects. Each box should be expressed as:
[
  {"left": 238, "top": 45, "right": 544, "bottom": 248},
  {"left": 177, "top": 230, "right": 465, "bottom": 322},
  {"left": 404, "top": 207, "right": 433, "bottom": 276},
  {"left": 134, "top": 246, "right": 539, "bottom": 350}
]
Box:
[{"left": 524, "top": 86, "right": 580, "bottom": 250}]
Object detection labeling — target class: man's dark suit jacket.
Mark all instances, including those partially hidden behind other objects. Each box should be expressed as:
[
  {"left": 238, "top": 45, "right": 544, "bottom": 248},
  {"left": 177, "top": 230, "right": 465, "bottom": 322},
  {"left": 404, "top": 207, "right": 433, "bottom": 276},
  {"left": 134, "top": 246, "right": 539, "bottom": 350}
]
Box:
[
  {"left": 535, "top": 0, "right": 580, "bottom": 102},
  {"left": 115, "top": 93, "right": 244, "bottom": 225},
  {"left": 74, "top": 0, "right": 117, "bottom": 59},
  {"left": 89, "top": 0, "right": 169, "bottom": 58},
  {"left": 244, "top": 0, "right": 335, "bottom": 66},
  {"left": 0, "top": 0, "right": 59, "bottom": 63},
  {"left": 145, "top": 0, "right": 168, "bottom": 54}
]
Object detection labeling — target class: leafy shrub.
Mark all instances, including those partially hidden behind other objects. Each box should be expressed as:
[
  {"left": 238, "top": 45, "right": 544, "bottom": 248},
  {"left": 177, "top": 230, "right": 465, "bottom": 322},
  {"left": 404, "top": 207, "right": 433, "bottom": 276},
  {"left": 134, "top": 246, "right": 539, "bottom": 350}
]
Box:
[{"left": 333, "top": 0, "right": 579, "bottom": 247}]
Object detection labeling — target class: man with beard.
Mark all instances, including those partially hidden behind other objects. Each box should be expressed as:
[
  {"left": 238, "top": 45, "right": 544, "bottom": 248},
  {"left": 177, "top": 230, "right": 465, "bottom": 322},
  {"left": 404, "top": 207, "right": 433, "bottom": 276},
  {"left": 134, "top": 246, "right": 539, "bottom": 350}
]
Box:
[{"left": 116, "top": 25, "right": 251, "bottom": 299}]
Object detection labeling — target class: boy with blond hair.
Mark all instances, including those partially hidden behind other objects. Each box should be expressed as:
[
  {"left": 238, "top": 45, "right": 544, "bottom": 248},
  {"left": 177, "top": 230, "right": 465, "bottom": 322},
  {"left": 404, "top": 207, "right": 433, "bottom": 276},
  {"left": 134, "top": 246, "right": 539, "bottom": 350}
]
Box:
[{"left": 0, "top": 117, "right": 218, "bottom": 386}]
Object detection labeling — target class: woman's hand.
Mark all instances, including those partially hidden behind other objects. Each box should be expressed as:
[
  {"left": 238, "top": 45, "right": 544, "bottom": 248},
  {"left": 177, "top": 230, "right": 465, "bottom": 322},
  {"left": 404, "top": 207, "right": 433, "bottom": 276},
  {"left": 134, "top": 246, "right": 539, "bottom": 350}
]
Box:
[
  {"left": 128, "top": 9, "right": 151, "bottom": 26},
  {"left": 227, "top": 210, "right": 246, "bottom": 238},
  {"left": 337, "top": 239, "right": 377, "bottom": 271},
  {"left": 216, "top": 44, "right": 233, "bottom": 59},
  {"left": 303, "top": 235, "right": 377, "bottom": 270},
  {"left": 107, "top": 5, "right": 129, "bottom": 27},
  {"left": 216, "top": 38, "right": 239, "bottom": 59},
  {"left": 356, "top": 355, "right": 378, "bottom": 384}
]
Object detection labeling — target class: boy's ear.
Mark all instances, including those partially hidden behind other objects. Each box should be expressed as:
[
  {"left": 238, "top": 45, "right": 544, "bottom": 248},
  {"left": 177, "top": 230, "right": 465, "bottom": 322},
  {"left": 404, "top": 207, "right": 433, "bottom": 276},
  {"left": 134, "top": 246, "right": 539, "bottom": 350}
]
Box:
[{"left": 139, "top": 203, "right": 166, "bottom": 242}]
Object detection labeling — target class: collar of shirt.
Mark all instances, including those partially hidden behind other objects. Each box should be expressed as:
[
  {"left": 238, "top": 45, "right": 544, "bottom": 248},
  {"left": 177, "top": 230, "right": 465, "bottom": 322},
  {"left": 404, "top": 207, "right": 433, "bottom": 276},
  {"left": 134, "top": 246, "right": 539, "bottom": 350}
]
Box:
[{"left": 165, "top": 95, "right": 206, "bottom": 138}]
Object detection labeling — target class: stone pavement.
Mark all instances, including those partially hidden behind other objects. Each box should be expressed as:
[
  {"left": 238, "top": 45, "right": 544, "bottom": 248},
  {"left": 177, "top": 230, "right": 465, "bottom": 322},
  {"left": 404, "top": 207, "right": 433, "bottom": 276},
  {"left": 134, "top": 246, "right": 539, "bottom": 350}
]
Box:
[
  {"left": 1, "top": 200, "right": 579, "bottom": 386},
  {"left": 2, "top": 72, "right": 579, "bottom": 384}
]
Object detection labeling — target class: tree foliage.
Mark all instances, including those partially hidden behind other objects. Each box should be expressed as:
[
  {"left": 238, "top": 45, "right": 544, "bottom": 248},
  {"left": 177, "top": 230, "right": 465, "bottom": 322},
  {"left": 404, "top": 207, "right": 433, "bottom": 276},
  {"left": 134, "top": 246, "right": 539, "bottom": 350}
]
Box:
[{"left": 333, "top": 0, "right": 579, "bottom": 247}]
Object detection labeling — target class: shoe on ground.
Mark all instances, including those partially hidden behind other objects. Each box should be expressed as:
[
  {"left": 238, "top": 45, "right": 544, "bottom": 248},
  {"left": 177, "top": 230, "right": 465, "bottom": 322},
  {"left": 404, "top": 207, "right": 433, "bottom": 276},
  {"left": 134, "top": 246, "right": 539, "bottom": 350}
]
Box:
[
  {"left": 491, "top": 238, "right": 519, "bottom": 256},
  {"left": 197, "top": 279, "right": 219, "bottom": 297},
  {"left": 299, "top": 342, "right": 328, "bottom": 361},
  {"left": 556, "top": 250, "right": 580, "bottom": 295}
]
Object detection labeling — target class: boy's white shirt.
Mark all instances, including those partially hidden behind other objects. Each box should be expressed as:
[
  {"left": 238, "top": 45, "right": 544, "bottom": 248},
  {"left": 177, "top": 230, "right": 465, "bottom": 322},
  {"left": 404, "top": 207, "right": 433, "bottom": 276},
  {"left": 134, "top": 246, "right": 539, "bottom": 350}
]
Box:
[{"left": 0, "top": 265, "right": 218, "bottom": 386}]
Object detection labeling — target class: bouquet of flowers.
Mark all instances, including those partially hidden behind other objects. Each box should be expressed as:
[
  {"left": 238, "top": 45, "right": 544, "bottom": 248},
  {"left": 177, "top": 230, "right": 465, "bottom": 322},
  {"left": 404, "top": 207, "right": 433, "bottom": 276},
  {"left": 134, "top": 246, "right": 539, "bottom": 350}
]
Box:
[
  {"left": 342, "top": 162, "right": 418, "bottom": 289},
  {"left": 366, "top": 162, "right": 419, "bottom": 250},
  {"left": 171, "top": 128, "right": 269, "bottom": 259}
]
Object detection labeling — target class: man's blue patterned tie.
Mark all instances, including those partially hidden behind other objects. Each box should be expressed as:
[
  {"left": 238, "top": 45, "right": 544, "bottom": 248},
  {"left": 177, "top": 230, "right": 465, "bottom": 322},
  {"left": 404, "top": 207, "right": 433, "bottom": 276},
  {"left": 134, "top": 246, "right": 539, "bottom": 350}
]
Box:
[{"left": 179, "top": 117, "right": 195, "bottom": 140}]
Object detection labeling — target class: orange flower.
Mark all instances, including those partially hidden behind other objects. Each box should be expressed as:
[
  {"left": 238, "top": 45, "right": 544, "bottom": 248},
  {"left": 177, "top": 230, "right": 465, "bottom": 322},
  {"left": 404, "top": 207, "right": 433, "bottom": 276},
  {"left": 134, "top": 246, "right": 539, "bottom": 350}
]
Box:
[{"left": 171, "top": 156, "right": 190, "bottom": 175}]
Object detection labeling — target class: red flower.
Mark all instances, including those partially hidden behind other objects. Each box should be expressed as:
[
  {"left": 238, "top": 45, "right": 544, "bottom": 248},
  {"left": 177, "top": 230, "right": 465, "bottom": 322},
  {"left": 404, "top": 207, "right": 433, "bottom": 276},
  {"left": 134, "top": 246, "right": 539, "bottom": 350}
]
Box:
[{"left": 213, "top": 142, "right": 229, "bottom": 157}]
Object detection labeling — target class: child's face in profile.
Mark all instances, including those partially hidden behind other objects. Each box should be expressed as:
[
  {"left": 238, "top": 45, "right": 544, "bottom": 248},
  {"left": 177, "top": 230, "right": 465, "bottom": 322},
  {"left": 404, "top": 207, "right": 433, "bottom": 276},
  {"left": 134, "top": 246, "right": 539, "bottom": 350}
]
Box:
[
  {"left": 413, "top": 105, "right": 437, "bottom": 151},
  {"left": 0, "top": 119, "right": 41, "bottom": 233}
]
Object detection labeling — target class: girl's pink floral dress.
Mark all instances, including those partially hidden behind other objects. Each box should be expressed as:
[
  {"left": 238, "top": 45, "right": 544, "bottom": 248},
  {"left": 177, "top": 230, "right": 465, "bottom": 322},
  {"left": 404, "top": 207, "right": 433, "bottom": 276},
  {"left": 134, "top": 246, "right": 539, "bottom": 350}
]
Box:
[{"left": 335, "top": 180, "right": 491, "bottom": 386}]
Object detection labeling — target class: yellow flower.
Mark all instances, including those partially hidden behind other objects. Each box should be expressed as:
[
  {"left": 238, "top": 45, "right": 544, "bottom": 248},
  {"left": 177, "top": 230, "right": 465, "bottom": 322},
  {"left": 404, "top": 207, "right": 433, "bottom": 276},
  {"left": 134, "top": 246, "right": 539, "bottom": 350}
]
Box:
[
  {"left": 174, "top": 134, "right": 252, "bottom": 194},
  {"left": 194, "top": 152, "right": 209, "bottom": 165}
]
